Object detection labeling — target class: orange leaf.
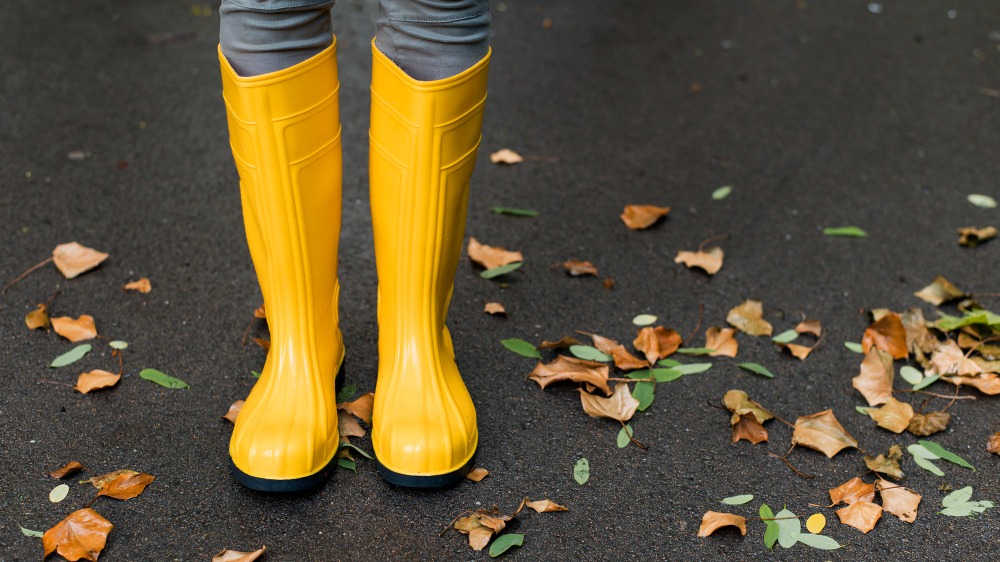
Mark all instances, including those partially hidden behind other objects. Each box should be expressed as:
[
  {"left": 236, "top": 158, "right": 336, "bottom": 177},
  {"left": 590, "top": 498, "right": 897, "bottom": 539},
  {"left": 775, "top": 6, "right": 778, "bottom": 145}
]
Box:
[
  {"left": 529, "top": 356, "right": 611, "bottom": 396},
  {"left": 633, "top": 326, "right": 682, "bottom": 364},
  {"left": 96, "top": 472, "right": 155, "bottom": 501},
  {"left": 907, "top": 411, "right": 950, "bottom": 436},
  {"left": 722, "top": 390, "right": 773, "bottom": 425},
  {"left": 538, "top": 336, "right": 579, "bottom": 349},
  {"left": 829, "top": 477, "right": 875, "bottom": 506},
  {"left": 563, "top": 259, "right": 598, "bottom": 276},
  {"left": 791, "top": 409, "right": 858, "bottom": 458},
  {"left": 862, "top": 312, "right": 908, "bottom": 360},
  {"left": 85, "top": 470, "right": 139, "bottom": 490},
  {"left": 51, "top": 315, "right": 98, "bottom": 343},
  {"left": 852, "top": 349, "right": 895, "bottom": 406},
  {"left": 864, "top": 445, "right": 903, "bottom": 479},
  {"left": 50, "top": 461, "right": 86, "bottom": 479},
  {"left": 835, "top": 501, "right": 882, "bottom": 533},
  {"left": 900, "top": 307, "right": 937, "bottom": 356},
  {"left": 697, "top": 511, "right": 747, "bottom": 537},
  {"left": 465, "top": 467, "right": 489, "bottom": 482},
  {"left": 484, "top": 302, "right": 507, "bottom": 315},
  {"left": 253, "top": 337, "right": 270, "bottom": 351},
  {"left": 338, "top": 410, "right": 366, "bottom": 438},
  {"left": 944, "top": 373, "right": 1000, "bottom": 394},
  {"left": 223, "top": 400, "right": 244, "bottom": 424},
  {"left": 578, "top": 383, "right": 639, "bottom": 422},
  {"left": 467, "top": 237, "right": 523, "bottom": 270},
  {"left": 609, "top": 344, "right": 649, "bottom": 370},
  {"left": 590, "top": 334, "right": 620, "bottom": 354},
  {"left": 253, "top": 306, "right": 266, "bottom": 319},
  {"left": 338, "top": 392, "right": 374, "bottom": 424},
  {"left": 468, "top": 527, "right": 494, "bottom": 550},
  {"left": 876, "top": 480, "right": 921, "bottom": 523},
  {"left": 930, "top": 339, "right": 983, "bottom": 376},
  {"left": 795, "top": 319, "right": 823, "bottom": 338},
  {"left": 25, "top": 303, "right": 50, "bottom": 330},
  {"left": 74, "top": 370, "right": 120, "bottom": 394},
  {"left": 779, "top": 342, "right": 816, "bottom": 360},
  {"left": 42, "top": 508, "right": 113, "bottom": 562},
  {"left": 705, "top": 327, "right": 738, "bottom": 358},
  {"left": 123, "top": 278, "right": 152, "bottom": 293},
  {"left": 489, "top": 148, "right": 523, "bottom": 164},
  {"left": 726, "top": 299, "right": 773, "bottom": 336},
  {"left": 525, "top": 499, "right": 568, "bottom": 513},
  {"left": 731, "top": 413, "right": 768, "bottom": 444},
  {"left": 675, "top": 246, "right": 724, "bottom": 275},
  {"left": 620, "top": 204, "right": 671, "bottom": 230},
  {"left": 212, "top": 546, "right": 267, "bottom": 562},
  {"left": 989, "top": 432, "right": 1000, "bottom": 455},
  {"left": 957, "top": 226, "right": 997, "bottom": 247},
  {"left": 52, "top": 242, "right": 109, "bottom": 279},
  {"left": 868, "top": 397, "right": 914, "bottom": 433}
]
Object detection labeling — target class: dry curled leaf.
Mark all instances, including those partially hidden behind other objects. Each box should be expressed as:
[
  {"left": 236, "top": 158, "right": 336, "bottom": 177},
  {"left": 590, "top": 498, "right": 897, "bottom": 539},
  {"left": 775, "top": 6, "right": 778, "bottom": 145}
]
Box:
[
  {"left": 338, "top": 410, "right": 366, "bottom": 438},
  {"left": 43, "top": 508, "right": 113, "bottom": 562},
  {"left": 52, "top": 242, "right": 109, "bottom": 279},
  {"left": 731, "top": 413, "right": 768, "bottom": 444},
  {"left": 901, "top": 307, "right": 937, "bottom": 357},
  {"left": 944, "top": 373, "right": 1000, "bottom": 394},
  {"left": 467, "top": 238, "right": 523, "bottom": 270},
  {"left": 253, "top": 337, "right": 270, "bottom": 351},
  {"left": 633, "top": 326, "right": 682, "bottom": 364},
  {"left": 52, "top": 315, "right": 98, "bottom": 343},
  {"left": 539, "top": 336, "right": 579, "bottom": 349},
  {"left": 484, "top": 302, "right": 507, "bottom": 315},
  {"left": 988, "top": 432, "right": 1000, "bottom": 455},
  {"left": 620, "top": 204, "right": 671, "bottom": 230},
  {"left": 914, "top": 276, "right": 966, "bottom": 306},
  {"left": 123, "top": 278, "right": 152, "bottom": 293},
  {"left": 795, "top": 319, "right": 822, "bottom": 338},
  {"left": 957, "top": 226, "right": 997, "bottom": 247},
  {"left": 50, "top": 461, "right": 86, "bottom": 480},
  {"left": 609, "top": 344, "right": 649, "bottom": 370},
  {"left": 25, "top": 304, "right": 50, "bottom": 330},
  {"left": 212, "top": 546, "right": 266, "bottom": 562},
  {"left": 929, "top": 339, "right": 982, "bottom": 377},
  {"left": 74, "top": 370, "right": 121, "bottom": 394},
  {"left": 529, "top": 355, "right": 611, "bottom": 396},
  {"left": 490, "top": 148, "right": 523, "bottom": 164},
  {"left": 907, "top": 411, "right": 950, "bottom": 436},
  {"left": 865, "top": 445, "right": 903, "bottom": 479},
  {"left": 726, "top": 300, "right": 773, "bottom": 336},
  {"left": 524, "top": 499, "right": 568, "bottom": 513},
  {"left": 829, "top": 477, "right": 875, "bottom": 506},
  {"left": 877, "top": 480, "right": 921, "bottom": 523},
  {"left": 697, "top": 511, "right": 747, "bottom": 537},
  {"left": 852, "top": 349, "right": 895, "bottom": 406},
  {"left": 868, "top": 397, "right": 914, "bottom": 434},
  {"left": 862, "top": 312, "right": 908, "bottom": 359},
  {"left": 578, "top": 383, "right": 639, "bottom": 422},
  {"left": 563, "top": 260, "right": 598, "bottom": 277},
  {"left": 705, "top": 327, "right": 738, "bottom": 357},
  {"left": 778, "top": 342, "right": 816, "bottom": 360},
  {"left": 85, "top": 470, "right": 139, "bottom": 490},
  {"left": 97, "top": 471, "right": 155, "bottom": 501},
  {"left": 722, "top": 390, "right": 773, "bottom": 425},
  {"left": 792, "top": 409, "right": 858, "bottom": 458},
  {"left": 253, "top": 306, "right": 266, "bottom": 319},
  {"left": 223, "top": 400, "right": 244, "bottom": 424},
  {"left": 675, "top": 247, "right": 724, "bottom": 275},
  {"left": 338, "top": 392, "right": 374, "bottom": 424},
  {"left": 836, "top": 501, "right": 882, "bottom": 533},
  {"left": 466, "top": 468, "right": 489, "bottom": 482}
]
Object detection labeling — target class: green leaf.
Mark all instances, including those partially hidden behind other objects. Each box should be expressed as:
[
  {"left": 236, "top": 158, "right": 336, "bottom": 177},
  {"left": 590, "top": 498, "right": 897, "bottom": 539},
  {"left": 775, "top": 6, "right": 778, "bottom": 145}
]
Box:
[
  {"left": 942, "top": 486, "right": 974, "bottom": 507},
  {"left": 912, "top": 373, "right": 941, "bottom": 391},
  {"left": 617, "top": 424, "right": 634, "bottom": 448},
  {"left": 626, "top": 369, "right": 653, "bottom": 380},
  {"left": 764, "top": 522, "right": 779, "bottom": 550},
  {"left": 336, "top": 383, "right": 357, "bottom": 403},
  {"left": 339, "top": 442, "right": 373, "bottom": 459},
  {"left": 657, "top": 358, "right": 681, "bottom": 368},
  {"left": 844, "top": 341, "right": 864, "bottom": 353},
  {"left": 940, "top": 505, "right": 975, "bottom": 517},
  {"left": 856, "top": 406, "right": 872, "bottom": 416},
  {"left": 250, "top": 370, "right": 261, "bottom": 379},
  {"left": 968, "top": 194, "right": 998, "bottom": 208},
  {"left": 676, "top": 347, "right": 715, "bottom": 356},
  {"left": 108, "top": 340, "right": 128, "bottom": 350},
  {"left": 50, "top": 344, "right": 92, "bottom": 368},
  {"left": 491, "top": 206, "right": 538, "bottom": 217},
  {"left": 489, "top": 533, "right": 525, "bottom": 558},
  {"left": 569, "top": 345, "right": 611, "bottom": 362},
  {"left": 774, "top": 508, "right": 801, "bottom": 548},
  {"left": 652, "top": 368, "right": 684, "bottom": 382},
  {"left": 737, "top": 362, "right": 774, "bottom": 378},
  {"left": 574, "top": 458, "right": 589, "bottom": 485},
  {"left": 912, "top": 455, "right": 944, "bottom": 476},
  {"left": 935, "top": 309, "right": 1000, "bottom": 331},
  {"left": 919, "top": 440, "right": 975, "bottom": 470},
  {"left": 907, "top": 444, "right": 941, "bottom": 460},
  {"left": 771, "top": 329, "right": 798, "bottom": 344},
  {"left": 823, "top": 226, "right": 868, "bottom": 238},
  {"left": 900, "top": 366, "right": 923, "bottom": 386},
  {"left": 712, "top": 185, "right": 733, "bottom": 200},
  {"left": 632, "top": 314, "right": 658, "bottom": 326},
  {"left": 20, "top": 526, "right": 43, "bottom": 538},
  {"left": 633, "top": 381, "right": 655, "bottom": 411},
  {"left": 671, "top": 363, "right": 713, "bottom": 375},
  {"left": 49, "top": 484, "right": 69, "bottom": 503},
  {"left": 481, "top": 262, "right": 523, "bottom": 279},
  {"left": 796, "top": 534, "right": 842, "bottom": 550},
  {"left": 501, "top": 338, "right": 541, "bottom": 359},
  {"left": 337, "top": 458, "right": 356, "bottom": 472},
  {"left": 759, "top": 504, "right": 774, "bottom": 519},
  {"left": 720, "top": 494, "right": 754, "bottom": 505},
  {"left": 139, "top": 368, "right": 190, "bottom": 389}
]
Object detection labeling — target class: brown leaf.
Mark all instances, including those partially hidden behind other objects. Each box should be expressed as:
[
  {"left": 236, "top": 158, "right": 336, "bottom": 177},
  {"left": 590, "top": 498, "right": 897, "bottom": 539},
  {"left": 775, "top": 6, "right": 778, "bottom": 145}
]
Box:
[
  {"left": 50, "top": 461, "right": 86, "bottom": 480},
  {"left": 96, "top": 472, "right": 155, "bottom": 501},
  {"left": 563, "top": 260, "right": 598, "bottom": 276},
  {"left": 914, "top": 276, "right": 967, "bottom": 306},
  {"left": 731, "top": 413, "right": 768, "bottom": 444},
  {"left": 620, "top": 204, "right": 671, "bottom": 230},
  {"left": 529, "top": 355, "right": 611, "bottom": 396},
  {"left": 52, "top": 242, "right": 109, "bottom": 279},
  {"left": 484, "top": 302, "right": 507, "bottom": 315},
  {"left": 989, "top": 432, "right": 1000, "bottom": 455},
  {"left": 791, "top": 409, "right": 858, "bottom": 458},
  {"left": 674, "top": 247, "right": 723, "bottom": 275},
  {"left": 726, "top": 299, "right": 773, "bottom": 337},
  {"left": 477, "top": 515, "right": 508, "bottom": 533},
  {"left": 51, "top": 315, "right": 98, "bottom": 343},
  {"left": 901, "top": 307, "right": 937, "bottom": 357},
  {"left": 876, "top": 480, "right": 921, "bottom": 523},
  {"left": 253, "top": 306, "right": 266, "bottom": 320},
  {"left": 633, "top": 326, "right": 682, "bottom": 364},
  {"left": 828, "top": 477, "right": 875, "bottom": 506},
  {"left": 578, "top": 383, "right": 639, "bottom": 422},
  {"left": 539, "top": 336, "right": 579, "bottom": 349},
  {"left": 338, "top": 410, "right": 366, "bottom": 438},
  {"left": 525, "top": 499, "right": 569, "bottom": 513},
  {"left": 603, "top": 278, "right": 615, "bottom": 290},
  {"left": 778, "top": 342, "right": 816, "bottom": 360},
  {"left": 490, "top": 148, "right": 523, "bottom": 164},
  {"left": 468, "top": 527, "right": 494, "bottom": 550},
  {"left": 865, "top": 445, "right": 903, "bottom": 479},
  {"left": 122, "top": 277, "right": 152, "bottom": 293},
  {"left": 795, "top": 319, "right": 823, "bottom": 338},
  {"left": 42, "top": 508, "right": 113, "bottom": 562},
  {"left": 609, "top": 344, "right": 649, "bottom": 370},
  {"left": 467, "top": 237, "right": 523, "bottom": 270},
  {"left": 25, "top": 304, "right": 50, "bottom": 330},
  {"left": 862, "top": 312, "right": 908, "bottom": 359},
  {"left": 697, "top": 511, "right": 747, "bottom": 537},
  {"left": 590, "top": 334, "right": 619, "bottom": 354},
  {"left": 253, "top": 337, "right": 270, "bottom": 351},
  {"left": 223, "top": 400, "right": 244, "bottom": 424},
  {"left": 338, "top": 392, "right": 374, "bottom": 424},
  {"left": 74, "top": 370, "right": 120, "bottom": 394},
  {"left": 212, "top": 547, "right": 266, "bottom": 562},
  {"left": 85, "top": 470, "right": 139, "bottom": 490},
  {"left": 455, "top": 514, "right": 485, "bottom": 533},
  {"left": 907, "top": 411, "right": 950, "bottom": 436},
  {"left": 852, "top": 349, "right": 895, "bottom": 406},
  {"left": 929, "top": 339, "right": 982, "bottom": 376},
  {"left": 465, "top": 468, "right": 489, "bottom": 482},
  {"left": 957, "top": 226, "right": 997, "bottom": 248},
  {"left": 944, "top": 373, "right": 1000, "bottom": 394},
  {"left": 835, "top": 501, "right": 882, "bottom": 533},
  {"left": 868, "top": 397, "right": 914, "bottom": 433},
  {"left": 705, "top": 327, "right": 738, "bottom": 358},
  {"left": 722, "top": 390, "right": 773, "bottom": 425}
]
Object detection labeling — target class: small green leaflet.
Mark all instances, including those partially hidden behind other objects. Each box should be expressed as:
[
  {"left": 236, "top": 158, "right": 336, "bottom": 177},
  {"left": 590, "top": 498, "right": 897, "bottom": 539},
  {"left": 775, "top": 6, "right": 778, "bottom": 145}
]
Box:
[
  {"left": 844, "top": 342, "right": 864, "bottom": 353},
  {"left": 942, "top": 486, "right": 974, "bottom": 507},
  {"left": 340, "top": 442, "right": 373, "bottom": 459},
  {"left": 491, "top": 206, "right": 538, "bottom": 217},
  {"left": 676, "top": 348, "right": 715, "bottom": 356},
  {"left": 50, "top": 344, "right": 92, "bottom": 368},
  {"left": 760, "top": 504, "right": 778, "bottom": 550},
  {"left": 632, "top": 314, "right": 657, "bottom": 326},
  {"left": 774, "top": 508, "right": 801, "bottom": 548},
  {"left": 796, "top": 534, "right": 842, "bottom": 550},
  {"left": 935, "top": 309, "right": 1000, "bottom": 331},
  {"left": 337, "top": 458, "right": 356, "bottom": 472},
  {"left": 737, "top": 363, "right": 774, "bottom": 378},
  {"left": 919, "top": 440, "right": 974, "bottom": 470},
  {"left": 720, "top": 494, "right": 754, "bottom": 505},
  {"left": 251, "top": 370, "right": 261, "bottom": 379},
  {"left": 489, "top": 533, "right": 525, "bottom": 558},
  {"left": 574, "top": 458, "right": 589, "bottom": 485},
  {"left": 569, "top": 345, "right": 611, "bottom": 362},
  {"left": 501, "top": 338, "right": 541, "bottom": 359},
  {"left": 968, "top": 194, "right": 998, "bottom": 209},
  {"left": 657, "top": 358, "right": 681, "bottom": 368},
  {"left": 651, "top": 368, "right": 683, "bottom": 382},
  {"left": 908, "top": 444, "right": 944, "bottom": 475},
  {"left": 940, "top": 486, "right": 994, "bottom": 517},
  {"left": 772, "top": 330, "right": 798, "bottom": 344},
  {"left": 668, "top": 363, "right": 712, "bottom": 376},
  {"left": 913, "top": 373, "right": 941, "bottom": 391},
  {"left": 49, "top": 484, "right": 69, "bottom": 503},
  {"left": 856, "top": 406, "right": 872, "bottom": 416},
  {"left": 712, "top": 185, "right": 733, "bottom": 200},
  {"left": 20, "top": 526, "right": 43, "bottom": 538},
  {"left": 633, "top": 381, "right": 655, "bottom": 411},
  {"left": 109, "top": 340, "right": 128, "bottom": 350},
  {"left": 481, "top": 262, "right": 522, "bottom": 279},
  {"left": 139, "top": 368, "right": 189, "bottom": 389},
  {"left": 900, "top": 366, "right": 923, "bottom": 386},
  {"left": 336, "top": 383, "right": 357, "bottom": 403},
  {"left": 617, "top": 424, "right": 634, "bottom": 448},
  {"left": 823, "top": 226, "right": 868, "bottom": 238}
]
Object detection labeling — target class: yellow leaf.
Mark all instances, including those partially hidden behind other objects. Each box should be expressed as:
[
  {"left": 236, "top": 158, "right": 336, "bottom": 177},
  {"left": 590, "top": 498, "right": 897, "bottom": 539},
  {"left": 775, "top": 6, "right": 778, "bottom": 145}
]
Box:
[
  {"left": 74, "top": 370, "right": 120, "bottom": 394},
  {"left": 620, "top": 204, "right": 671, "bottom": 230},
  {"left": 726, "top": 300, "right": 773, "bottom": 336},
  {"left": 51, "top": 315, "right": 98, "bottom": 343},
  {"left": 697, "top": 511, "right": 747, "bottom": 537},
  {"left": 123, "top": 277, "right": 152, "bottom": 293},
  {"left": 868, "top": 397, "right": 914, "bottom": 433},
  {"left": 806, "top": 513, "right": 826, "bottom": 534},
  {"left": 52, "top": 242, "right": 109, "bottom": 279}
]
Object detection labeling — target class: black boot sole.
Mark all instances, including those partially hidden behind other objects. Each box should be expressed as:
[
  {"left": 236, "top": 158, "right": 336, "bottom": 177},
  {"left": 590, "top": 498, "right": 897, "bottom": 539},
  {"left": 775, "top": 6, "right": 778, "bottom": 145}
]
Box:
[{"left": 374, "top": 450, "right": 476, "bottom": 488}]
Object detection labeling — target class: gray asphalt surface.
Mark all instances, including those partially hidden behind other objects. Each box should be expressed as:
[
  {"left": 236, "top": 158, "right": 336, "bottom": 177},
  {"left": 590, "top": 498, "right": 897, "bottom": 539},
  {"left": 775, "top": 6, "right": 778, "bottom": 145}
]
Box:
[{"left": 3, "top": 0, "right": 1000, "bottom": 560}]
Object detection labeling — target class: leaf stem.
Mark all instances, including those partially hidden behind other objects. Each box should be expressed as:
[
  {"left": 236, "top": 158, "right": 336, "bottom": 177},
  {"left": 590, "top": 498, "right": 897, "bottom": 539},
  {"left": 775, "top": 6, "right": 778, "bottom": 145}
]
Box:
[
  {"left": 619, "top": 420, "right": 649, "bottom": 450},
  {"left": 684, "top": 303, "right": 705, "bottom": 344},
  {"left": 767, "top": 444, "right": 815, "bottom": 479},
  {"left": 894, "top": 389, "right": 975, "bottom": 401},
  {"left": 2, "top": 256, "right": 53, "bottom": 294}
]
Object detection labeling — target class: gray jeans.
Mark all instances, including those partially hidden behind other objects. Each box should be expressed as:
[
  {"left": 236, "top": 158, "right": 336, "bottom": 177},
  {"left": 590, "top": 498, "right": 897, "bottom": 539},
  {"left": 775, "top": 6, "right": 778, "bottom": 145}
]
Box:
[{"left": 219, "top": 0, "right": 490, "bottom": 80}]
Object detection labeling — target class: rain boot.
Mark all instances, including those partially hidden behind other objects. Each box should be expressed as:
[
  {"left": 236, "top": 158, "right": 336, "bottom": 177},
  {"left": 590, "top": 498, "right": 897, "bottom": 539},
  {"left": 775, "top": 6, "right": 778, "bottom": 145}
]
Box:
[
  {"left": 368, "top": 40, "right": 490, "bottom": 487},
  {"left": 219, "top": 40, "right": 344, "bottom": 492}
]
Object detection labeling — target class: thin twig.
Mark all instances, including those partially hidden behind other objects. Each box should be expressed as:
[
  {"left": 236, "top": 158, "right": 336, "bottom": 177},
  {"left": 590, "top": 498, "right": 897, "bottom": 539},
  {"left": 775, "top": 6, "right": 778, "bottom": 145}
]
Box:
[
  {"left": 240, "top": 317, "right": 257, "bottom": 347},
  {"left": 895, "top": 389, "right": 975, "bottom": 401},
  {"left": 2, "top": 256, "right": 53, "bottom": 294},
  {"left": 608, "top": 377, "right": 654, "bottom": 383},
  {"left": 619, "top": 420, "right": 649, "bottom": 450},
  {"left": 685, "top": 303, "right": 705, "bottom": 343},
  {"left": 767, "top": 450, "right": 815, "bottom": 479},
  {"left": 439, "top": 510, "right": 474, "bottom": 536}
]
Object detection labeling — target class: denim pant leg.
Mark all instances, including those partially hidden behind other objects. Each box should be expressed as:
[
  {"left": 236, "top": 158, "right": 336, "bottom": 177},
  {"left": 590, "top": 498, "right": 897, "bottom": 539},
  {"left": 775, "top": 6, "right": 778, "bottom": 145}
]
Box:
[
  {"left": 376, "top": 0, "right": 491, "bottom": 81},
  {"left": 219, "top": 0, "right": 335, "bottom": 77}
]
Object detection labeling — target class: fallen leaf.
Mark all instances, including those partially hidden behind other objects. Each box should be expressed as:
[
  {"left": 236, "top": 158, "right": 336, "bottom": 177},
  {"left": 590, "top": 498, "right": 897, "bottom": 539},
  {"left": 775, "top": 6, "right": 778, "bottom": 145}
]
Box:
[
  {"left": 578, "top": 383, "right": 639, "bottom": 422},
  {"left": 633, "top": 326, "right": 683, "bottom": 364},
  {"left": 675, "top": 247, "right": 724, "bottom": 275},
  {"left": 620, "top": 204, "right": 671, "bottom": 230},
  {"left": 253, "top": 306, "right": 266, "bottom": 319},
  {"left": 835, "top": 501, "right": 882, "bottom": 533},
  {"left": 489, "top": 533, "right": 524, "bottom": 557},
  {"left": 74, "top": 370, "right": 121, "bottom": 394},
  {"left": 85, "top": 470, "right": 139, "bottom": 490},
  {"left": 491, "top": 206, "right": 538, "bottom": 217},
  {"left": 252, "top": 337, "right": 270, "bottom": 351},
  {"left": 792, "top": 410, "right": 858, "bottom": 458},
  {"left": 484, "top": 302, "right": 506, "bottom": 315},
  {"left": 877, "top": 480, "right": 921, "bottom": 523},
  {"left": 805, "top": 513, "right": 826, "bottom": 534},
  {"left": 122, "top": 278, "right": 152, "bottom": 293},
  {"left": 50, "top": 484, "right": 70, "bottom": 503},
  {"left": 478, "top": 515, "right": 508, "bottom": 533},
  {"left": 852, "top": 349, "right": 895, "bottom": 406},
  {"left": 529, "top": 355, "right": 611, "bottom": 395},
  {"left": 338, "top": 411, "right": 366, "bottom": 438},
  {"left": 957, "top": 226, "right": 997, "bottom": 247},
  {"left": 539, "top": 336, "right": 579, "bottom": 349},
  {"left": 524, "top": 499, "right": 568, "bottom": 513},
  {"left": 914, "top": 276, "right": 966, "bottom": 306},
  {"left": 139, "top": 368, "right": 190, "bottom": 389},
  {"left": 574, "top": 458, "right": 589, "bottom": 484},
  {"left": 466, "top": 468, "right": 489, "bottom": 482},
  {"left": 609, "top": 344, "right": 649, "bottom": 370},
  {"left": 868, "top": 397, "right": 914, "bottom": 433},
  {"left": 338, "top": 392, "right": 374, "bottom": 424},
  {"left": 731, "top": 413, "right": 768, "bottom": 444},
  {"left": 705, "top": 327, "right": 738, "bottom": 357},
  {"left": 50, "top": 461, "right": 86, "bottom": 479},
  {"left": 968, "top": 193, "right": 997, "bottom": 208},
  {"left": 726, "top": 300, "right": 773, "bottom": 336},
  {"left": 829, "top": 477, "right": 875, "bottom": 506},
  {"left": 823, "top": 226, "right": 867, "bottom": 237},
  {"left": 223, "top": 400, "right": 244, "bottom": 424},
  {"left": 862, "top": 312, "right": 908, "bottom": 359},
  {"left": 51, "top": 344, "right": 92, "bottom": 368},
  {"left": 490, "top": 148, "right": 523, "bottom": 164},
  {"left": 712, "top": 185, "right": 733, "bottom": 200},
  {"left": 988, "top": 432, "right": 1000, "bottom": 455},
  {"left": 603, "top": 278, "right": 615, "bottom": 289},
  {"left": 42, "top": 508, "right": 113, "bottom": 562},
  {"left": 697, "top": 511, "right": 747, "bottom": 537},
  {"left": 944, "top": 373, "right": 1000, "bottom": 394},
  {"left": 25, "top": 304, "right": 50, "bottom": 330},
  {"left": 722, "top": 390, "right": 773, "bottom": 424},
  {"left": 900, "top": 307, "right": 937, "bottom": 357},
  {"left": 467, "top": 238, "right": 523, "bottom": 270},
  {"left": 779, "top": 342, "right": 816, "bottom": 360},
  {"left": 469, "top": 527, "right": 493, "bottom": 550},
  {"left": 795, "top": 319, "right": 823, "bottom": 338},
  {"left": 97, "top": 471, "right": 155, "bottom": 500},
  {"left": 632, "top": 314, "right": 658, "bottom": 326},
  {"left": 212, "top": 546, "right": 266, "bottom": 562},
  {"left": 929, "top": 339, "right": 983, "bottom": 377},
  {"left": 865, "top": 445, "right": 904, "bottom": 479},
  {"left": 907, "top": 411, "right": 950, "bottom": 436},
  {"left": 52, "top": 242, "right": 109, "bottom": 279},
  {"left": 501, "top": 338, "right": 540, "bottom": 358},
  {"left": 720, "top": 494, "right": 754, "bottom": 506},
  {"left": 51, "top": 315, "right": 98, "bottom": 343},
  {"left": 563, "top": 260, "right": 598, "bottom": 277}
]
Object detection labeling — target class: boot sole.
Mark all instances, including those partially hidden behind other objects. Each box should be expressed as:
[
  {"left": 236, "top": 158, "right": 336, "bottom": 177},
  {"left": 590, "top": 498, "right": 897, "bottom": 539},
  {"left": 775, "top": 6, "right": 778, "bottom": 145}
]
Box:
[{"left": 374, "top": 450, "right": 477, "bottom": 488}]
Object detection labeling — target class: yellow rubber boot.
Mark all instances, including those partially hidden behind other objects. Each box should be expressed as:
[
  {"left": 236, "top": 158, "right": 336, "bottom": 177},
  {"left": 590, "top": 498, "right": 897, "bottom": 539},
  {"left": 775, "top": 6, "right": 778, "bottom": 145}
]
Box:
[
  {"left": 219, "top": 41, "right": 344, "bottom": 492},
  {"left": 369, "top": 41, "right": 490, "bottom": 487}
]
